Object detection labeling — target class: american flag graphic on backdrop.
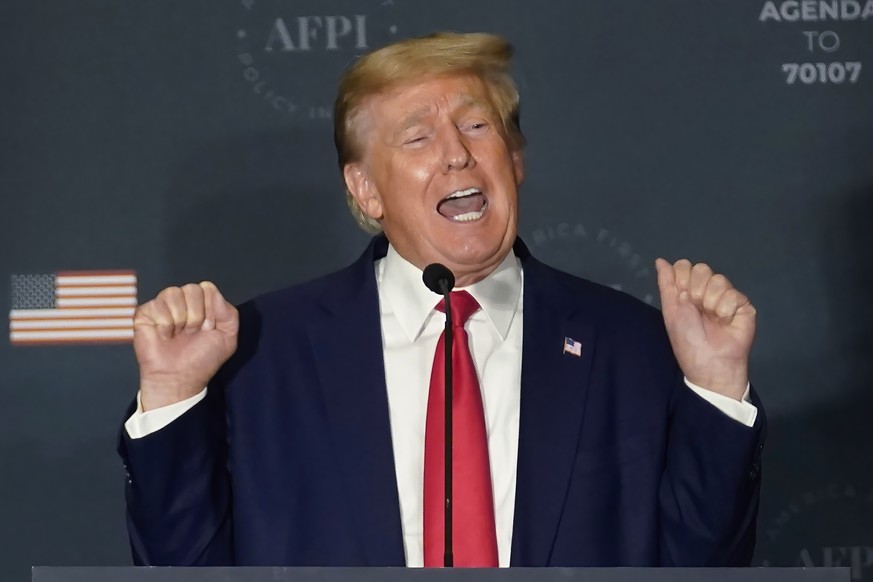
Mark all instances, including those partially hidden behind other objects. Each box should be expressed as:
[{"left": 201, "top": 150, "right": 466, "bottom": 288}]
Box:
[{"left": 9, "top": 271, "right": 137, "bottom": 345}]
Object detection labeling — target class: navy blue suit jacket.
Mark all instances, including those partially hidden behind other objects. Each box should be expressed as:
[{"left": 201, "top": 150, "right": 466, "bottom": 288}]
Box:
[{"left": 120, "top": 236, "right": 765, "bottom": 567}]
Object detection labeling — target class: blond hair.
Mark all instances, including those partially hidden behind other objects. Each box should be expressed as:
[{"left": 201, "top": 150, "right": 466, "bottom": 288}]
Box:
[{"left": 334, "top": 32, "right": 525, "bottom": 233}]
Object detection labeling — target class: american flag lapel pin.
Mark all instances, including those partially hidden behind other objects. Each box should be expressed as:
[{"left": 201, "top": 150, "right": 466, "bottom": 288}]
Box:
[{"left": 563, "top": 336, "right": 582, "bottom": 357}]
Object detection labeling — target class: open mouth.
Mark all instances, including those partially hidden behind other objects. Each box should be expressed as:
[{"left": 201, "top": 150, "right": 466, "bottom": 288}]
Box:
[{"left": 436, "top": 188, "right": 488, "bottom": 222}]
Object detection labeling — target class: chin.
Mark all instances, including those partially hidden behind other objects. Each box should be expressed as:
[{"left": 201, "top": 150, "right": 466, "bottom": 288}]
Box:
[{"left": 441, "top": 233, "right": 512, "bottom": 271}]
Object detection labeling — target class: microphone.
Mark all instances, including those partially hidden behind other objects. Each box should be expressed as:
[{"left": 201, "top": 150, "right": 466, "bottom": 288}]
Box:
[
  {"left": 422, "top": 263, "right": 455, "bottom": 295},
  {"left": 422, "top": 263, "right": 455, "bottom": 568}
]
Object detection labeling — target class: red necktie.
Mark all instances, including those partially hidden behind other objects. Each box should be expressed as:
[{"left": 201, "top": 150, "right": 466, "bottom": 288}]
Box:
[{"left": 423, "top": 290, "right": 498, "bottom": 567}]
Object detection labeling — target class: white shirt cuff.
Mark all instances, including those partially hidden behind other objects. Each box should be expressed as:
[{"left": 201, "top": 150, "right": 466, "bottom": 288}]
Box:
[
  {"left": 124, "top": 388, "right": 208, "bottom": 439},
  {"left": 684, "top": 378, "right": 757, "bottom": 428}
]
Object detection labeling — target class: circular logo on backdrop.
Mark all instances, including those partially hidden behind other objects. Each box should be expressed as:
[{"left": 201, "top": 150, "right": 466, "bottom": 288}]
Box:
[
  {"left": 236, "top": 0, "right": 400, "bottom": 119},
  {"left": 759, "top": 483, "right": 873, "bottom": 581},
  {"left": 526, "top": 223, "right": 657, "bottom": 306}
]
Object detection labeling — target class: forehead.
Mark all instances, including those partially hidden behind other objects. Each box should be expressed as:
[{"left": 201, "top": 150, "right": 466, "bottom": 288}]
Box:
[{"left": 365, "top": 74, "right": 494, "bottom": 126}]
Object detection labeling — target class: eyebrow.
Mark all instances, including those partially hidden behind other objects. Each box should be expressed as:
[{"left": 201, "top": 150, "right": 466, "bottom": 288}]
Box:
[
  {"left": 395, "top": 94, "right": 492, "bottom": 135},
  {"left": 455, "top": 94, "right": 491, "bottom": 112},
  {"left": 397, "top": 107, "right": 433, "bottom": 133}
]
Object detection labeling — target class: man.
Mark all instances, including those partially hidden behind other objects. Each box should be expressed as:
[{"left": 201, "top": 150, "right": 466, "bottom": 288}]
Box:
[{"left": 120, "top": 32, "right": 764, "bottom": 568}]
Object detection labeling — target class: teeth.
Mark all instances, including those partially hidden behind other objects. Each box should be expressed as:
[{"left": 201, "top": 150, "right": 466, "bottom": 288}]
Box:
[
  {"left": 451, "top": 207, "right": 487, "bottom": 222},
  {"left": 446, "top": 187, "right": 481, "bottom": 200}
]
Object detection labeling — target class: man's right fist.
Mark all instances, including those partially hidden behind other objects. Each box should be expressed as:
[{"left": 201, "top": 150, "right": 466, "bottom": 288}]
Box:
[{"left": 133, "top": 281, "right": 239, "bottom": 411}]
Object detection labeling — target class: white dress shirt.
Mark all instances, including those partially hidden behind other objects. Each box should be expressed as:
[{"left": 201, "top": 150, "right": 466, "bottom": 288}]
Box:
[
  {"left": 377, "top": 245, "right": 523, "bottom": 567},
  {"left": 126, "top": 244, "right": 757, "bottom": 567}
]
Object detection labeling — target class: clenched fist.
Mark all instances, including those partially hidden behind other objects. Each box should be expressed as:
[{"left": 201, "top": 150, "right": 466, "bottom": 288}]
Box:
[
  {"left": 655, "top": 259, "right": 756, "bottom": 401},
  {"left": 133, "top": 281, "right": 239, "bottom": 411}
]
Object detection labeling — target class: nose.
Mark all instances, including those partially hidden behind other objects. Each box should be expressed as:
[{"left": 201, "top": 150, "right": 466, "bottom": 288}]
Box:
[{"left": 440, "top": 127, "right": 474, "bottom": 173}]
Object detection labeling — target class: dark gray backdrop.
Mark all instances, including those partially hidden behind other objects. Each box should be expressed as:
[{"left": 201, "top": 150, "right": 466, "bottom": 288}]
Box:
[{"left": 1, "top": 1, "right": 871, "bottom": 581}]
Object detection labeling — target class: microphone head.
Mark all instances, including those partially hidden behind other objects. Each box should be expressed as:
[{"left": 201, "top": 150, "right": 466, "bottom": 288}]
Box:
[{"left": 422, "top": 263, "right": 455, "bottom": 295}]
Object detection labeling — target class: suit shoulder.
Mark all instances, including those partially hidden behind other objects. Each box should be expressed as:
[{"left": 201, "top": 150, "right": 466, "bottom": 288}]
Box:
[
  {"left": 528, "top": 260, "right": 675, "bottom": 366},
  {"left": 217, "top": 263, "right": 366, "bottom": 379},
  {"left": 238, "top": 263, "right": 359, "bottom": 320}
]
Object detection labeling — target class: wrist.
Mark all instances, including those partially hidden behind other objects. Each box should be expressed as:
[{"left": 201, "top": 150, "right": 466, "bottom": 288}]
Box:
[
  {"left": 139, "top": 376, "right": 204, "bottom": 411},
  {"left": 685, "top": 366, "right": 748, "bottom": 401}
]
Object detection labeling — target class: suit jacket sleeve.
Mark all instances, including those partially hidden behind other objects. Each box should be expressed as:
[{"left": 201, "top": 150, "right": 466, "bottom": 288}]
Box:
[
  {"left": 118, "top": 380, "right": 233, "bottom": 566},
  {"left": 658, "top": 374, "right": 766, "bottom": 565},
  {"left": 117, "top": 301, "right": 264, "bottom": 566}
]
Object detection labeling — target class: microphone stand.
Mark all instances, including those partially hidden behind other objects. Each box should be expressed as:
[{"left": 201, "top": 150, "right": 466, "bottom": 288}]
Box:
[{"left": 439, "top": 280, "right": 453, "bottom": 568}]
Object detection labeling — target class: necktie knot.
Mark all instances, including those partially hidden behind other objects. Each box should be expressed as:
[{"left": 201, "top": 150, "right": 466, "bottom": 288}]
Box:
[{"left": 436, "top": 290, "right": 480, "bottom": 327}]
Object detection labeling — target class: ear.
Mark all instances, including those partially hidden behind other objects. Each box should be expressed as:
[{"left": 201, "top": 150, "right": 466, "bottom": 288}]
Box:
[
  {"left": 511, "top": 149, "right": 525, "bottom": 186},
  {"left": 343, "top": 162, "right": 384, "bottom": 220}
]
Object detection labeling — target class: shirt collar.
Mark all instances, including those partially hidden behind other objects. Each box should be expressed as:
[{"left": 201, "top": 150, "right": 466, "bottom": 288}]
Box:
[{"left": 378, "top": 243, "right": 522, "bottom": 342}]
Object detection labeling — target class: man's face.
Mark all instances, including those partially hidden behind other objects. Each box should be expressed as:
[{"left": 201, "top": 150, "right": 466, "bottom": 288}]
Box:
[{"left": 344, "top": 74, "right": 524, "bottom": 286}]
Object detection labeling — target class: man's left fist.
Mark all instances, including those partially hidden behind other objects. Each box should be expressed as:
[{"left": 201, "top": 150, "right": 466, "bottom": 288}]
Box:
[{"left": 654, "top": 258, "right": 756, "bottom": 401}]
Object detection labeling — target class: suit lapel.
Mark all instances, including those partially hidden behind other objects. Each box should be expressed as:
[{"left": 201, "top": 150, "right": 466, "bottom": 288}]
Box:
[
  {"left": 308, "top": 237, "right": 406, "bottom": 566},
  {"left": 304, "top": 236, "right": 596, "bottom": 566},
  {"left": 510, "top": 252, "right": 597, "bottom": 566}
]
